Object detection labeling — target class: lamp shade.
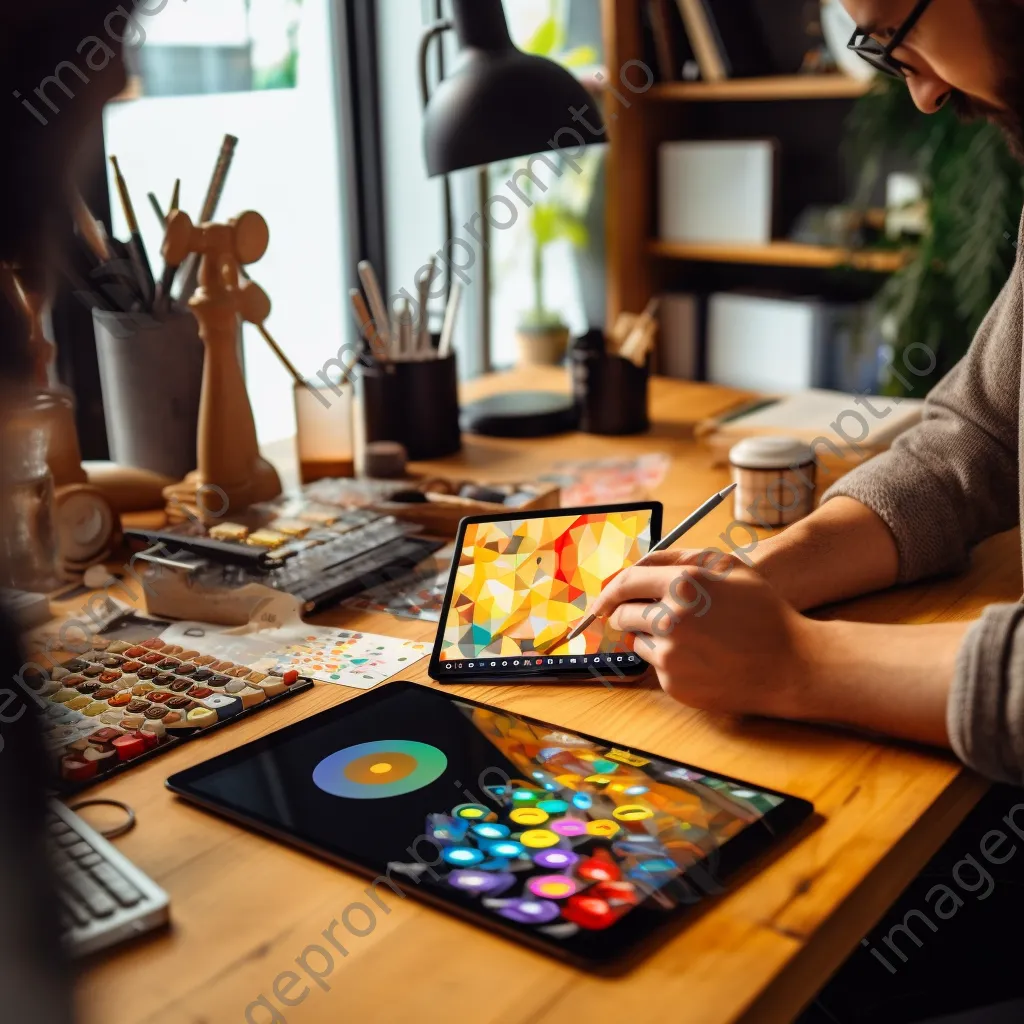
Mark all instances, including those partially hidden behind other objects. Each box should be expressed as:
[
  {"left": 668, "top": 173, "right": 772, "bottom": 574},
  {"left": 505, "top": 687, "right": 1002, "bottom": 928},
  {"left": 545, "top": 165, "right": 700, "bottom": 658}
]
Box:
[{"left": 423, "top": 0, "right": 605, "bottom": 178}]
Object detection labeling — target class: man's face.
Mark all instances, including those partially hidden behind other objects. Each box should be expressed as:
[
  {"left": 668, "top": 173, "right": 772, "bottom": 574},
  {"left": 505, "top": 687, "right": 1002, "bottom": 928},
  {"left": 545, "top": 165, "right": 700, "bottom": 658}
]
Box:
[{"left": 841, "top": 0, "right": 1024, "bottom": 154}]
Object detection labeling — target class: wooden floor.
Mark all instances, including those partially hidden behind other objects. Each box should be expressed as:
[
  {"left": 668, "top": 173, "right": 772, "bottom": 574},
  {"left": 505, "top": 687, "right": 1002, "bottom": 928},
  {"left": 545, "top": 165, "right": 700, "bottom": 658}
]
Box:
[{"left": 71, "top": 371, "right": 1020, "bottom": 1024}]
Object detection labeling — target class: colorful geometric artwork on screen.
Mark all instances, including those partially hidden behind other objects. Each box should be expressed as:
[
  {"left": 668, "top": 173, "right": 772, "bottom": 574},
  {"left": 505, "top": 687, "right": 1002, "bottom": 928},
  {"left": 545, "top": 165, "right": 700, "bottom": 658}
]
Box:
[
  {"left": 312, "top": 740, "right": 448, "bottom": 799},
  {"left": 440, "top": 511, "right": 653, "bottom": 659},
  {"left": 385, "top": 705, "right": 783, "bottom": 937}
]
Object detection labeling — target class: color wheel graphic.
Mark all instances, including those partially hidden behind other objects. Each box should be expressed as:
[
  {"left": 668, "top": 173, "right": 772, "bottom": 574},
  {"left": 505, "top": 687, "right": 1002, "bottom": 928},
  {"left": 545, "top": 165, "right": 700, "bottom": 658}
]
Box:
[{"left": 312, "top": 740, "right": 448, "bottom": 799}]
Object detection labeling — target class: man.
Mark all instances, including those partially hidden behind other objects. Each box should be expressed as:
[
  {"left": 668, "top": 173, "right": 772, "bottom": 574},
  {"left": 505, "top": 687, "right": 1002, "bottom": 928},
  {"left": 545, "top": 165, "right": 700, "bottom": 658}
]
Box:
[
  {"left": 1, "top": 4, "right": 129, "bottom": 1021},
  {"left": 596, "top": 0, "right": 1024, "bottom": 787}
]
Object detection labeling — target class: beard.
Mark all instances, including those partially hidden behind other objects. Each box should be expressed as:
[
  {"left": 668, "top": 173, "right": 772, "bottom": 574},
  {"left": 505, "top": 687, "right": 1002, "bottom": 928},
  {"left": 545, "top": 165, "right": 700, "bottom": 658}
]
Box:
[{"left": 950, "top": 0, "right": 1024, "bottom": 161}]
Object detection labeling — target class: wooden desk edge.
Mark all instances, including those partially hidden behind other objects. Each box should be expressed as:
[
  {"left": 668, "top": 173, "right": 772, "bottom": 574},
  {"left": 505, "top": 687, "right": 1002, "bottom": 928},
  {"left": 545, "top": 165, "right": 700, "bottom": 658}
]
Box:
[{"left": 740, "top": 768, "right": 990, "bottom": 1023}]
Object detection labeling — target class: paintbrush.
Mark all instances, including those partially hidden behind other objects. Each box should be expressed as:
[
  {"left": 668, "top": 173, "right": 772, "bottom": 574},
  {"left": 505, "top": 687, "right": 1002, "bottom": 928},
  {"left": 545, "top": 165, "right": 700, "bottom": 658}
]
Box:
[
  {"left": 71, "top": 190, "right": 114, "bottom": 264},
  {"left": 148, "top": 192, "right": 167, "bottom": 229},
  {"left": 349, "top": 287, "right": 389, "bottom": 363},
  {"left": 109, "top": 155, "right": 156, "bottom": 308},
  {"left": 177, "top": 135, "right": 238, "bottom": 304}
]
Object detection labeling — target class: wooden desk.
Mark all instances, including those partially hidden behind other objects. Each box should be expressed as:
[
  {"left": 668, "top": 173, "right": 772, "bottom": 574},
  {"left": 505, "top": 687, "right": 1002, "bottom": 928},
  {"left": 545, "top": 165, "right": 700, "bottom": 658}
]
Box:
[{"left": 76, "top": 371, "right": 1021, "bottom": 1024}]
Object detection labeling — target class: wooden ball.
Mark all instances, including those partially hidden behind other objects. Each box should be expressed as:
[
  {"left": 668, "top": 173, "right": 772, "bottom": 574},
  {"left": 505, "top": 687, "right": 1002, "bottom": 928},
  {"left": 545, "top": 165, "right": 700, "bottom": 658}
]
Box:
[
  {"left": 239, "top": 280, "right": 271, "bottom": 325},
  {"left": 162, "top": 210, "right": 195, "bottom": 267},
  {"left": 233, "top": 212, "right": 269, "bottom": 265}
]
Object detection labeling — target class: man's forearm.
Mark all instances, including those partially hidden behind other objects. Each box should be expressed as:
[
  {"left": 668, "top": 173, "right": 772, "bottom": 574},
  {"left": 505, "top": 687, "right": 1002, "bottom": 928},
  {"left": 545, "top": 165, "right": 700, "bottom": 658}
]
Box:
[
  {"left": 786, "top": 617, "right": 970, "bottom": 749},
  {"left": 751, "top": 496, "right": 901, "bottom": 611}
]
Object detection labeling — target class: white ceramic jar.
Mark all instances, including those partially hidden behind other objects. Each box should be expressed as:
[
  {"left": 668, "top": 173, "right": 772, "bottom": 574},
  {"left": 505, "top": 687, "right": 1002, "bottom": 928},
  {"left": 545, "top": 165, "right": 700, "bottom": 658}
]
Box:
[{"left": 728, "top": 436, "right": 816, "bottom": 528}]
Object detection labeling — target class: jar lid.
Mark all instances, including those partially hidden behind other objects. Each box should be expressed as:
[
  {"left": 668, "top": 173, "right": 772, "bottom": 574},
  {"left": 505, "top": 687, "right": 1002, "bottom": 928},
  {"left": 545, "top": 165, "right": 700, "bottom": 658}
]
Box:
[{"left": 729, "top": 436, "right": 813, "bottom": 470}]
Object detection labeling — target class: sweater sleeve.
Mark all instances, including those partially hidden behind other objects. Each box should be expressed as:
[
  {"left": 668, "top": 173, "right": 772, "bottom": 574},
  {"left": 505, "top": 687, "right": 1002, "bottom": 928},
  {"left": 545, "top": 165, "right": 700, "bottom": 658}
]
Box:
[
  {"left": 948, "top": 604, "right": 1024, "bottom": 784},
  {"left": 821, "top": 259, "right": 1023, "bottom": 584}
]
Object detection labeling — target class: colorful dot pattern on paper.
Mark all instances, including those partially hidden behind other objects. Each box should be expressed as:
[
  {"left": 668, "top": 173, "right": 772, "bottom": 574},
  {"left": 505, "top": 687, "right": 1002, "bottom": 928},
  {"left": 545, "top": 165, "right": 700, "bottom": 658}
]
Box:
[{"left": 272, "top": 630, "right": 430, "bottom": 689}]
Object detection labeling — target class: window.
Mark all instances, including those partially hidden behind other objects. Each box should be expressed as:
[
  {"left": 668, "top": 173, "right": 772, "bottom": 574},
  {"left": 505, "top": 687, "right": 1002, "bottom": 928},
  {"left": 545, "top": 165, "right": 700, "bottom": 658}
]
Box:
[
  {"left": 103, "top": 0, "right": 351, "bottom": 443},
  {"left": 488, "top": 0, "right": 607, "bottom": 368}
]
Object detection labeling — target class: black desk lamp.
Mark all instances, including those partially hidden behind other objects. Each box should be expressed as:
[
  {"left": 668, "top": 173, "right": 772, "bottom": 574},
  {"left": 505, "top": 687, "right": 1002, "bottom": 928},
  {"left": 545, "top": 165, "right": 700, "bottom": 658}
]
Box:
[{"left": 419, "top": 0, "right": 606, "bottom": 438}]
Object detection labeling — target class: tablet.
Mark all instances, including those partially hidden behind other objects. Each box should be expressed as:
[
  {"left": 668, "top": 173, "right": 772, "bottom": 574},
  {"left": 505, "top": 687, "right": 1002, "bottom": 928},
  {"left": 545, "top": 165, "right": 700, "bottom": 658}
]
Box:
[
  {"left": 430, "top": 502, "right": 663, "bottom": 683},
  {"left": 166, "top": 681, "right": 813, "bottom": 969}
]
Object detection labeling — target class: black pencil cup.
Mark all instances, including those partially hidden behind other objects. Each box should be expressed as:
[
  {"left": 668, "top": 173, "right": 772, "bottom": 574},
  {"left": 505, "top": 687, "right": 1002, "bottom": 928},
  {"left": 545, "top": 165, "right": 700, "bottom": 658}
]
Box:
[
  {"left": 359, "top": 343, "right": 462, "bottom": 461},
  {"left": 571, "top": 330, "right": 650, "bottom": 436}
]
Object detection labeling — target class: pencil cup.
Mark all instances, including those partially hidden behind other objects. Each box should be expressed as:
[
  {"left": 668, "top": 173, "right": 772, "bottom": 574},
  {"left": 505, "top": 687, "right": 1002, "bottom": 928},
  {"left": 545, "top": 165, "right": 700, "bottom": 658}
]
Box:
[
  {"left": 294, "top": 381, "right": 356, "bottom": 484},
  {"left": 571, "top": 336, "right": 650, "bottom": 436},
  {"left": 93, "top": 308, "right": 204, "bottom": 480},
  {"left": 359, "top": 345, "right": 461, "bottom": 461}
]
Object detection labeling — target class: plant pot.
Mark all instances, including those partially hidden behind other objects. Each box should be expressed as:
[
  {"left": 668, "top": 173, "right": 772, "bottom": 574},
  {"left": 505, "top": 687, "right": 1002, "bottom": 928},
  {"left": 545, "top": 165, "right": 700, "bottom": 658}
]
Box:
[{"left": 515, "top": 323, "right": 571, "bottom": 367}]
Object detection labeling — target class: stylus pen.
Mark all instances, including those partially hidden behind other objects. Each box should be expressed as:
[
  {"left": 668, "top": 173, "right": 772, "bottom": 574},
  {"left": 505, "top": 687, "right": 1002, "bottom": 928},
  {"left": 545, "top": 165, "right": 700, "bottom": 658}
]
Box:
[{"left": 563, "top": 483, "right": 738, "bottom": 643}]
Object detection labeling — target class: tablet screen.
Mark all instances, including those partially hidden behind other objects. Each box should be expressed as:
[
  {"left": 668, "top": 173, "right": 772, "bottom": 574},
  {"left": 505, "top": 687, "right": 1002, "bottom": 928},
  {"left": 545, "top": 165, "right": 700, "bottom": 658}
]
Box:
[
  {"left": 168, "top": 683, "right": 812, "bottom": 967},
  {"left": 434, "top": 504, "right": 661, "bottom": 679}
]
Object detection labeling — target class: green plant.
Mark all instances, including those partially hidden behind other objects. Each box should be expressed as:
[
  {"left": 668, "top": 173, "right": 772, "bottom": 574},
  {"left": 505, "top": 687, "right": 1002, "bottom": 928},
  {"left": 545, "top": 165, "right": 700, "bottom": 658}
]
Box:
[
  {"left": 846, "top": 76, "right": 1024, "bottom": 396},
  {"left": 516, "top": 3, "right": 598, "bottom": 330}
]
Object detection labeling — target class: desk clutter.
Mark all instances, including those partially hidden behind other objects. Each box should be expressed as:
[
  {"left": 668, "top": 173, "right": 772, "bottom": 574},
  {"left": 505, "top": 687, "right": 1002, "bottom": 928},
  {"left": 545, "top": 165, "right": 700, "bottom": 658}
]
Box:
[
  {"left": 304, "top": 474, "right": 560, "bottom": 536},
  {"left": 126, "top": 496, "right": 446, "bottom": 625},
  {"left": 30, "top": 630, "right": 311, "bottom": 794},
  {"left": 344, "top": 260, "right": 463, "bottom": 462}
]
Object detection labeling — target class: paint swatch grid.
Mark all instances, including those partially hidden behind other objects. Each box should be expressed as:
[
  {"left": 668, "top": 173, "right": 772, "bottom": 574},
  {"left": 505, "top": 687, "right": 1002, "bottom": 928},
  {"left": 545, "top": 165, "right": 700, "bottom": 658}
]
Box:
[{"left": 270, "top": 630, "right": 430, "bottom": 689}]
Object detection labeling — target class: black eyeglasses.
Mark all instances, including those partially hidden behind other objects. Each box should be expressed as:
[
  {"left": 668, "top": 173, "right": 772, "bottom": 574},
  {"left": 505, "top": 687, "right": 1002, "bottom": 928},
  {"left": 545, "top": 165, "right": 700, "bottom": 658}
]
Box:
[{"left": 847, "top": 0, "right": 935, "bottom": 78}]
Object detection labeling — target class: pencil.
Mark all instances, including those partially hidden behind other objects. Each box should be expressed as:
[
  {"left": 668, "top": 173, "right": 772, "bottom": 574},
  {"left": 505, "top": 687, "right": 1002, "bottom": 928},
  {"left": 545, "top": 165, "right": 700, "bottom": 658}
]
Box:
[
  {"left": 170, "top": 178, "right": 181, "bottom": 214},
  {"left": 560, "top": 483, "right": 738, "bottom": 644}
]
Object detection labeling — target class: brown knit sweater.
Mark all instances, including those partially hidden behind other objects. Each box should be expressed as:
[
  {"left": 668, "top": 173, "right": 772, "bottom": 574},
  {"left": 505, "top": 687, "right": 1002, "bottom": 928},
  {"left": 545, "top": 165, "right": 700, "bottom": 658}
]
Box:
[{"left": 823, "top": 216, "right": 1024, "bottom": 783}]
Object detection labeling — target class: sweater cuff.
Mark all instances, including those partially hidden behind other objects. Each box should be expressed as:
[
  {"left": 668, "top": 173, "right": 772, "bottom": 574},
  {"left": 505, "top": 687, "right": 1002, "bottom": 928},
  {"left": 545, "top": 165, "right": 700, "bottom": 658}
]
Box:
[
  {"left": 948, "top": 603, "right": 1024, "bottom": 785},
  {"left": 821, "top": 451, "right": 971, "bottom": 584}
]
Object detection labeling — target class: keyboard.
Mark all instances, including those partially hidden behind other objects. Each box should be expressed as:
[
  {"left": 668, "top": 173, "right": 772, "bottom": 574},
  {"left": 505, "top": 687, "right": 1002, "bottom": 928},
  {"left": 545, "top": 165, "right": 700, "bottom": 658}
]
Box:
[{"left": 48, "top": 800, "right": 169, "bottom": 957}]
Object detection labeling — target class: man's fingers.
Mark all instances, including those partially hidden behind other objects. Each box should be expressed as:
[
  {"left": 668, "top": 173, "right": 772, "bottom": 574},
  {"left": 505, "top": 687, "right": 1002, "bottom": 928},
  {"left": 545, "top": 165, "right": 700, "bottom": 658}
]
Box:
[
  {"left": 607, "top": 601, "right": 663, "bottom": 635},
  {"left": 590, "top": 566, "right": 676, "bottom": 618},
  {"left": 635, "top": 549, "right": 705, "bottom": 568},
  {"left": 631, "top": 633, "right": 664, "bottom": 669}
]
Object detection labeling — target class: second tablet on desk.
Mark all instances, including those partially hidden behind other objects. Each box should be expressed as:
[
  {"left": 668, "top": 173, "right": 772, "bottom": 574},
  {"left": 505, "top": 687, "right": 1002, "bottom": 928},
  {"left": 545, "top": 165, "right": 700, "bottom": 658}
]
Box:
[{"left": 429, "top": 502, "right": 663, "bottom": 684}]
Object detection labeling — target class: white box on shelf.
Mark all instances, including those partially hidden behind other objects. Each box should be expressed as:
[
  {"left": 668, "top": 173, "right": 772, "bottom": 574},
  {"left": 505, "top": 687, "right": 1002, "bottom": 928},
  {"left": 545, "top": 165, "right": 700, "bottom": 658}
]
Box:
[
  {"left": 707, "top": 292, "right": 879, "bottom": 394},
  {"left": 658, "top": 140, "right": 776, "bottom": 245}
]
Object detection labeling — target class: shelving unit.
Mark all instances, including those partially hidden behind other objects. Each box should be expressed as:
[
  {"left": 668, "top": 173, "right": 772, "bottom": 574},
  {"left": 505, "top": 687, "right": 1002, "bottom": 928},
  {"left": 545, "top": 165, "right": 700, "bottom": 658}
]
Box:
[
  {"left": 647, "top": 240, "right": 907, "bottom": 273},
  {"left": 647, "top": 74, "right": 872, "bottom": 103},
  {"left": 601, "top": 1, "right": 895, "bottom": 332}
]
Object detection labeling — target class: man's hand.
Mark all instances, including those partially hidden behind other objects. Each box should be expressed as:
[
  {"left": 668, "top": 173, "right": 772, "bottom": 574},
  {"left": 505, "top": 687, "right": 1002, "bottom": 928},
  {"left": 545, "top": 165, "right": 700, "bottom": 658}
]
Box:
[{"left": 590, "top": 551, "right": 816, "bottom": 720}]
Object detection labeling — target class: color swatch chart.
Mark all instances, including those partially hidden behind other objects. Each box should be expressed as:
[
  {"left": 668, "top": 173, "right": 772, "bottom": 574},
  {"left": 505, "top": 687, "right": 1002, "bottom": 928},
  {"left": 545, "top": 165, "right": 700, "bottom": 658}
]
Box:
[{"left": 32, "top": 635, "right": 310, "bottom": 793}]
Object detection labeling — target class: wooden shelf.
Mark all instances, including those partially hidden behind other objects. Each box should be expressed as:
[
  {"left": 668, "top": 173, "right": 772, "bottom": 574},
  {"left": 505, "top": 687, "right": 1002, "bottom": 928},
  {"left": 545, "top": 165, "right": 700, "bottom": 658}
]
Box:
[
  {"left": 647, "top": 74, "right": 873, "bottom": 102},
  {"left": 648, "top": 240, "right": 908, "bottom": 273}
]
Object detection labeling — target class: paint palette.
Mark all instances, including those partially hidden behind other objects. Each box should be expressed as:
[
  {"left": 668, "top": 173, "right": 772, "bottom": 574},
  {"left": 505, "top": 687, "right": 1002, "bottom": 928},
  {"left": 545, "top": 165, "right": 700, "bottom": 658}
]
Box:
[{"left": 28, "top": 635, "right": 312, "bottom": 794}]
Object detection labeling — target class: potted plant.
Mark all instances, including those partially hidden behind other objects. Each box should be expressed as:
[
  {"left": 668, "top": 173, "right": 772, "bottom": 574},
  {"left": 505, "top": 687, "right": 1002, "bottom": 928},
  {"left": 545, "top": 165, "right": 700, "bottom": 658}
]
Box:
[{"left": 515, "top": 197, "right": 590, "bottom": 365}]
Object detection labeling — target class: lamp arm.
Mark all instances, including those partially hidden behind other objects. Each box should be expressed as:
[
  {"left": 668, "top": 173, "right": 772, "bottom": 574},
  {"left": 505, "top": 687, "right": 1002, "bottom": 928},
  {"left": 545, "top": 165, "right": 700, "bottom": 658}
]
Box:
[{"left": 418, "top": 19, "right": 453, "bottom": 110}]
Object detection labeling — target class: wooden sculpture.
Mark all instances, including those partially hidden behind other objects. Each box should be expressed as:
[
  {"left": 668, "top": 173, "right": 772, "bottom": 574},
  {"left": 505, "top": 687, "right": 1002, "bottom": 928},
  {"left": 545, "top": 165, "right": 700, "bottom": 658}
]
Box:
[{"left": 161, "top": 210, "right": 282, "bottom": 522}]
